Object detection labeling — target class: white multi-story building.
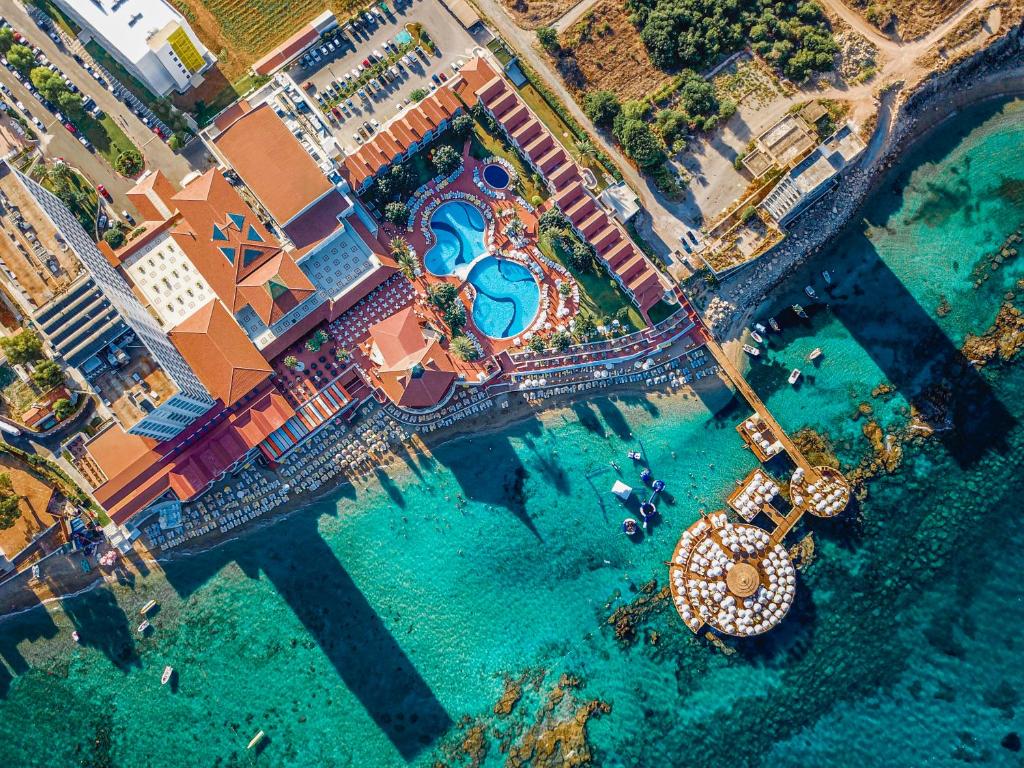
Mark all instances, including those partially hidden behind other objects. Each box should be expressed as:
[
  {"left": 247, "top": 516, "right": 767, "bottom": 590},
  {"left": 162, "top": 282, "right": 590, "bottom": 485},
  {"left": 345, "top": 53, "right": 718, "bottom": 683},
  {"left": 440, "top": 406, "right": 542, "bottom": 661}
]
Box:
[
  {"left": 15, "top": 169, "right": 214, "bottom": 440},
  {"left": 51, "top": 0, "right": 215, "bottom": 96}
]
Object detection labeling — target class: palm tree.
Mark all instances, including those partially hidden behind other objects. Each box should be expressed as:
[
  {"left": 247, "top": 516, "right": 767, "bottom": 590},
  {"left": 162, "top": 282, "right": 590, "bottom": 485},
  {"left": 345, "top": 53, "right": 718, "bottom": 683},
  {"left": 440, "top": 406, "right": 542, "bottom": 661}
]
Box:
[
  {"left": 397, "top": 251, "right": 417, "bottom": 281},
  {"left": 575, "top": 139, "right": 596, "bottom": 162},
  {"left": 389, "top": 235, "right": 410, "bottom": 258}
]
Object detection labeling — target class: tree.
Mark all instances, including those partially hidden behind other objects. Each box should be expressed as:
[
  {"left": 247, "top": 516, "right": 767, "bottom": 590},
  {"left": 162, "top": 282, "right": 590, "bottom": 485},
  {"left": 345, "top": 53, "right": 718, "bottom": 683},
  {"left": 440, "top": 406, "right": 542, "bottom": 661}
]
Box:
[
  {"left": 390, "top": 236, "right": 410, "bottom": 258},
  {"left": 410, "top": 88, "right": 429, "bottom": 102},
  {"left": 168, "top": 134, "right": 185, "bottom": 151},
  {"left": 53, "top": 398, "right": 74, "bottom": 421},
  {"left": 57, "top": 90, "right": 84, "bottom": 120},
  {"left": 450, "top": 113, "right": 474, "bottom": 139},
  {"left": 7, "top": 44, "right": 35, "bottom": 74},
  {"left": 428, "top": 282, "right": 459, "bottom": 310},
  {"left": 31, "top": 67, "right": 66, "bottom": 102},
  {"left": 574, "top": 313, "right": 596, "bottom": 340},
  {"left": 450, "top": 335, "right": 478, "bottom": 361},
  {"left": 536, "top": 27, "right": 560, "bottom": 53},
  {"left": 679, "top": 72, "right": 719, "bottom": 120},
  {"left": 0, "top": 27, "right": 13, "bottom": 57},
  {"left": 583, "top": 90, "right": 621, "bottom": 129},
  {"left": 31, "top": 359, "right": 64, "bottom": 391},
  {"left": 538, "top": 207, "right": 570, "bottom": 235},
  {"left": 527, "top": 336, "right": 546, "bottom": 353},
  {"left": 740, "top": 205, "right": 758, "bottom": 223},
  {"left": 0, "top": 330, "right": 43, "bottom": 365},
  {"left": 431, "top": 144, "right": 460, "bottom": 176},
  {"left": 114, "top": 149, "right": 144, "bottom": 177},
  {"left": 574, "top": 139, "right": 596, "bottom": 162},
  {"left": 283, "top": 355, "right": 300, "bottom": 370},
  {"left": 549, "top": 331, "right": 571, "bottom": 351},
  {"left": 383, "top": 201, "right": 410, "bottom": 225},
  {"left": 103, "top": 227, "right": 125, "bottom": 249},
  {"left": 0, "top": 474, "right": 20, "bottom": 530},
  {"left": 397, "top": 251, "right": 417, "bottom": 281},
  {"left": 617, "top": 120, "right": 664, "bottom": 168},
  {"left": 566, "top": 238, "right": 594, "bottom": 271},
  {"left": 444, "top": 301, "right": 466, "bottom": 332}
]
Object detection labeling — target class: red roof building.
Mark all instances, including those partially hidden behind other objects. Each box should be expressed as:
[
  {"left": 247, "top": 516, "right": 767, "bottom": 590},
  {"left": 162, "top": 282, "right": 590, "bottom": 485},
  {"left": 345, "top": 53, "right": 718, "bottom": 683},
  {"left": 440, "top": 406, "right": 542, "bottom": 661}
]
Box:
[{"left": 368, "top": 308, "right": 458, "bottom": 409}]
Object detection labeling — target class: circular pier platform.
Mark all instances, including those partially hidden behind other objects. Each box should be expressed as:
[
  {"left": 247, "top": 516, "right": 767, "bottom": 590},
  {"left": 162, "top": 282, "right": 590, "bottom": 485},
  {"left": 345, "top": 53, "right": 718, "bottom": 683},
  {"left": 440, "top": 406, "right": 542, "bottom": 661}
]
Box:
[{"left": 669, "top": 512, "right": 796, "bottom": 637}]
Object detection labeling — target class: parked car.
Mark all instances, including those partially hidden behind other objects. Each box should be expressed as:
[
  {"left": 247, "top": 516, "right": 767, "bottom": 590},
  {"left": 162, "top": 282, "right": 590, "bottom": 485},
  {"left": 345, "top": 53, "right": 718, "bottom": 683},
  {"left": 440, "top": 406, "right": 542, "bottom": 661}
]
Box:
[
  {"left": 121, "top": 210, "right": 134, "bottom": 224},
  {"left": 64, "top": 122, "right": 77, "bottom": 134},
  {"left": 353, "top": 132, "right": 363, "bottom": 144},
  {"left": 97, "top": 184, "right": 111, "bottom": 201},
  {"left": 431, "top": 73, "right": 441, "bottom": 85},
  {"left": 79, "top": 136, "right": 92, "bottom": 151}
]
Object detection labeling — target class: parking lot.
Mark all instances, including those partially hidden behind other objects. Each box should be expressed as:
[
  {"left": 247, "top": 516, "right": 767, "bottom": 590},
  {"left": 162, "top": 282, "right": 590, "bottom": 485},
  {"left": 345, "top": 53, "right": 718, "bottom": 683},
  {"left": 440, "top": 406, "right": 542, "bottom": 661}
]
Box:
[{"left": 285, "top": 0, "right": 485, "bottom": 153}]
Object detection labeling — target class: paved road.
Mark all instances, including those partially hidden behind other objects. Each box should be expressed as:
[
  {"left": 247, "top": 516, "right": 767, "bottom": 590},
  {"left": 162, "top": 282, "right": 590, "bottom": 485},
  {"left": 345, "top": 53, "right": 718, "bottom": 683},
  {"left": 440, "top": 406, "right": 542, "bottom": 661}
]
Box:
[{"left": 2, "top": 0, "right": 205, "bottom": 187}]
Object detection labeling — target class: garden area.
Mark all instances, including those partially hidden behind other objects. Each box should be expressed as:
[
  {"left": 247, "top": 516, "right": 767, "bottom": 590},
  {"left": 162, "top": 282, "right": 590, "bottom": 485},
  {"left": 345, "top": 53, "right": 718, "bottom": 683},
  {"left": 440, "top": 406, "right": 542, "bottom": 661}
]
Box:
[
  {"left": 28, "top": 159, "right": 99, "bottom": 237},
  {"left": 0, "top": 331, "right": 73, "bottom": 427}
]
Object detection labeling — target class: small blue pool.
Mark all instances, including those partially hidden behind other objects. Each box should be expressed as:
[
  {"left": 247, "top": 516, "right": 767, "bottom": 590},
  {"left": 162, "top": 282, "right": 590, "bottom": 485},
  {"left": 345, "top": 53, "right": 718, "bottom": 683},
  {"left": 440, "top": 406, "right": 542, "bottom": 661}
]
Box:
[
  {"left": 394, "top": 29, "right": 413, "bottom": 45},
  {"left": 468, "top": 257, "right": 539, "bottom": 339},
  {"left": 424, "top": 201, "right": 487, "bottom": 276},
  {"left": 482, "top": 163, "right": 510, "bottom": 189}
]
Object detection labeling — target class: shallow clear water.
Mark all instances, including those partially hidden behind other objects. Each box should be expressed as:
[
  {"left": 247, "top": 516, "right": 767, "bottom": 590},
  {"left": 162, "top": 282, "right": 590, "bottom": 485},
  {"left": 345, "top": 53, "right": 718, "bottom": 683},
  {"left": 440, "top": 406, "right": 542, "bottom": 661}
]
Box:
[
  {"left": 1, "top": 99, "right": 1024, "bottom": 768},
  {"left": 468, "top": 257, "right": 540, "bottom": 338},
  {"left": 423, "top": 200, "right": 486, "bottom": 276}
]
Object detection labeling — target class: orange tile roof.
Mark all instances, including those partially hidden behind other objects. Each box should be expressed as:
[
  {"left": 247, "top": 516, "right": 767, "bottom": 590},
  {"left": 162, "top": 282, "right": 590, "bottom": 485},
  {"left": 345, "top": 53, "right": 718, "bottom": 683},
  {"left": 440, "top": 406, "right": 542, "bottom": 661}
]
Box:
[
  {"left": 454, "top": 57, "right": 499, "bottom": 99},
  {"left": 212, "top": 103, "right": 333, "bottom": 225},
  {"left": 169, "top": 299, "right": 273, "bottom": 406},
  {"left": 369, "top": 308, "right": 457, "bottom": 408}
]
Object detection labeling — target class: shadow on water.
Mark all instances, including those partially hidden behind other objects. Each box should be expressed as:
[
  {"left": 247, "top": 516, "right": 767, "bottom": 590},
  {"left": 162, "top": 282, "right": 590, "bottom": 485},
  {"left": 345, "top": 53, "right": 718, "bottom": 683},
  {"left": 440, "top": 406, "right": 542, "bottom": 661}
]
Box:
[
  {"left": 0, "top": 592, "right": 57, "bottom": 698},
  {"left": 63, "top": 587, "right": 140, "bottom": 672},
  {"left": 373, "top": 466, "right": 406, "bottom": 509},
  {"left": 161, "top": 508, "right": 452, "bottom": 760},
  {"left": 594, "top": 397, "right": 634, "bottom": 441},
  {"left": 571, "top": 401, "right": 606, "bottom": 438}
]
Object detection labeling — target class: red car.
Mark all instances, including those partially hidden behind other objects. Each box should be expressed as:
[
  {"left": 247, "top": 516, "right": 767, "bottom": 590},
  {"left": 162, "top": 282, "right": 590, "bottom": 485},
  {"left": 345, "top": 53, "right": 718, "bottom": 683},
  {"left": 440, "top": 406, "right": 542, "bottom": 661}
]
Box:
[
  {"left": 96, "top": 184, "right": 111, "bottom": 201},
  {"left": 64, "top": 122, "right": 76, "bottom": 134}
]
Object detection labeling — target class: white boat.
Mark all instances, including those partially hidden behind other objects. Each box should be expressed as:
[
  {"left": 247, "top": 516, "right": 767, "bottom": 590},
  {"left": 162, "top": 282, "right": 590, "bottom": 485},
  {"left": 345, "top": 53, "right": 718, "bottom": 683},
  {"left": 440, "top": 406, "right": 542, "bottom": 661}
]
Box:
[
  {"left": 754, "top": 322, "right": 767, "bottom": 334},
  {"left": 137, "top": 620, "right": 150, "bottom": 634},
  {"left": 750, "top": 330, "right": 764, "bottom": 344},
  {"left": 822, "top": 270, "right": 832, "bottom": 285},
  {"left": 804, "top": 285, "right": 818, "bottom": 299},
  {"left": 248, "top": 731, "right": 266, "bottom": 750},
  {"left": 769, "top": 317, "right": 781, "bottom": 332},
  {"left": 807, "top": 347, "right": 823, "bottom": 361},
  {"left": 788, "top": 368, "right": 802, "bottom": 385},
  {"left": 792, "top": 304, "right": 808, "bottom": 318},
  {"left": 161, "top": 666, "right": 173, "bottom": 685},
  {"left": 140, "top": 600, "right": 157, "bottom": 615},
  {"left": 743, "top": 344, "right": 760, "bottom": 357}
]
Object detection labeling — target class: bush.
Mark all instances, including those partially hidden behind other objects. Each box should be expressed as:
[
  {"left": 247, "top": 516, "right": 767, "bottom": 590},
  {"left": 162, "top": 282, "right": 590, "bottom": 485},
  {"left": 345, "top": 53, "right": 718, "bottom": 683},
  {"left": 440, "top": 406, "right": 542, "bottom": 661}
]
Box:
[
  {"left": 444, "top": 301, "right": 466, "bottom": 332},
  {"left": 0, "top": 330, "right": 43, "bottom": 365},
  {"left": 305, "top": 329, "right": 328, "bottom": 352},
  {"left": 410, "top": 88, "right": 429, "bottom": 102},
  {"left": 451, "top": 113, "right": 474, "bottom": 139},
  {"left": 450, "top": 335, "right": 478, "bottom": 361},
  {"left": 383, "top": 201, "right": 410, "bottom": 225},
  {"left": 583, "top": 90, "right": 621, "bottom": 129},
  {"left": 114, "top": 149, "right": 144, "bottom": 177},
  {"left": 31, "top": 360, "right": 64, "bottom": 391},
  {"left": 741, "top": 205, "right": 758, "bottom": 223},
  {"left": 549, "top": 331, "right": 572, "bottom": 351},
  {"left": 53, "top": 398, "right": 74, "bottom": 421},
  {"left": 527, "top": 336, "right": 546, "bottom": 353},
  {"left": 536, "top": 27, "right": 560, "bottom": 52},
  {"left": 284, "top": 355, "right": 300, "bottom": 370},
  {"left": 103, "top": 227, "right": 125, "bottom": 249},
  {"left": 432, "top": 145, "right": 461, "bottom": 175}
]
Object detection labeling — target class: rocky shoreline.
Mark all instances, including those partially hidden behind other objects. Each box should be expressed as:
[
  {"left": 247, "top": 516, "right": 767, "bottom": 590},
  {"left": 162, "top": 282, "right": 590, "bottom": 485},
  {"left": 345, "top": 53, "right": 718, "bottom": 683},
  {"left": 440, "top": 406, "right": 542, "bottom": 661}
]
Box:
[{"left": 707, "top": 21, "right": 1024, "bottom": 337}]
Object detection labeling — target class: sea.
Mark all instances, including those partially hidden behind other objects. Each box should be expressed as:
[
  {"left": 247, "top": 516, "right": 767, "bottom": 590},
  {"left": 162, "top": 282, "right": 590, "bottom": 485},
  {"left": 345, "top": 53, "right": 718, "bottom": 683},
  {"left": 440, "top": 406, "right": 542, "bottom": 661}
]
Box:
[{"left": 1, "top": 97, "right": 1023, "bottom": 768}]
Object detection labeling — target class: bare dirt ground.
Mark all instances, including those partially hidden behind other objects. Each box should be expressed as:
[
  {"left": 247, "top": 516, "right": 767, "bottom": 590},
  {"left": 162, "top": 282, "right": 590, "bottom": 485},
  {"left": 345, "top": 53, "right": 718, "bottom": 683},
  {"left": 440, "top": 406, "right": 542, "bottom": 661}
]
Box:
[
  {"left": 0, "top": 455, "right": 57, "bottom": 558},
  {"left": 500, "top": 0, "right": 581, "bottom": 29},
  {"left": 556, "top": 0, "right": 672, "bottom": 100}
]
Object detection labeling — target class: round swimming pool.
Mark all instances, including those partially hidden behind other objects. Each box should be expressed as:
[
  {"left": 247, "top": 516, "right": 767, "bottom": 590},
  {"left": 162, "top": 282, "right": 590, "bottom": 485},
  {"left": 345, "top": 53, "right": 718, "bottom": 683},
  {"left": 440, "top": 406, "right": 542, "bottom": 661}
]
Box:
[
  {"left": 423, "top": 201, "right": 487, "bottom": 276},
  {"left": 468, "top": 257, "right": 540, "bottom": 339},
  {"left": 482, "top": 163, "right": 511, "bottom": 189}
]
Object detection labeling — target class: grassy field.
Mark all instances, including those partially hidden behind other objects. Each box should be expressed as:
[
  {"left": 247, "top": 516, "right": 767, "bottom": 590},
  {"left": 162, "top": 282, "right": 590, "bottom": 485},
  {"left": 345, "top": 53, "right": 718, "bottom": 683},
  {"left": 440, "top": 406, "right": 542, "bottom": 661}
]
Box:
[
  {"left": 539, "top": 234, "right": 646, "bottom": 331},
  {"left": 78, "top": 115, "right": 138, "bottom": 171},
  {"left": 26, "top": 0, "right": 79, "bottom": 35},
  {"left": 469, "top": 122, "right": 548, "bottom": 203}
]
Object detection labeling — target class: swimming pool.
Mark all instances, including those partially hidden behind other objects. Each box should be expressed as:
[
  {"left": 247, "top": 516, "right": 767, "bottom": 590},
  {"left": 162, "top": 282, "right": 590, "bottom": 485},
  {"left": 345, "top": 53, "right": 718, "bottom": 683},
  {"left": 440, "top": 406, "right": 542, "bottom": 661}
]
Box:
[
  {"left": 468, "top": 257, "right": 540, "bottom": 338},
  {"left": 394, "top": 29, "right": 413, "bottom": 45},
  {"left": 424, "top": 201, "right": 487, "bottom": 276},
  {"left": 482, "top": 163, "right": 510, "bottom": 189}
]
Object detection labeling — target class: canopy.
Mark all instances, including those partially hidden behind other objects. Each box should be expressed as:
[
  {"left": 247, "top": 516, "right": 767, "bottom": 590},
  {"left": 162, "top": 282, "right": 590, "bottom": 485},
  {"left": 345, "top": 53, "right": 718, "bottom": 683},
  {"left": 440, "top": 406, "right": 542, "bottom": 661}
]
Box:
[{"left": 611, "top": 481, "right": 632, "bottom": 500}]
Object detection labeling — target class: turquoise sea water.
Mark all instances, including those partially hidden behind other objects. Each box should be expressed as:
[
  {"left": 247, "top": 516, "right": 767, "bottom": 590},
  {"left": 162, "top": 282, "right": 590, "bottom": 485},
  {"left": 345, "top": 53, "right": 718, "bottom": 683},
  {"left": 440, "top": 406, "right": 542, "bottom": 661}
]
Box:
[{"left": 2, "top": 99, "right": 1024, "bottom": 767}]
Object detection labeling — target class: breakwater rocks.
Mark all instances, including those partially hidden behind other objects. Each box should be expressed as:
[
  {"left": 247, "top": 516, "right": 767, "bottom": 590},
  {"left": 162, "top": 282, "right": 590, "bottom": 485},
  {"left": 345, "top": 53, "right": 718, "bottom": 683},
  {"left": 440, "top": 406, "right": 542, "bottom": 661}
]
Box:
[{"left": 962, "top": 301, "right": 1024, "bottom": 363}]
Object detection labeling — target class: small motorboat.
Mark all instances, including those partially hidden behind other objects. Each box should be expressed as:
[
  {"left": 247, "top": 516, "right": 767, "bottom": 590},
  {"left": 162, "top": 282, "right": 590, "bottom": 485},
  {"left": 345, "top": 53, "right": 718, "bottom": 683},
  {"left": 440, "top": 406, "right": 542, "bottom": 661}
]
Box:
[
  {"left": 609, "top": 460, "right": 620, "bottom": 472},
  {"left": 639, "top": 468, "right": 652, "bottom": 484},
  {"left": 754, "top": 322, "right": 767, "bottom": 334},
  {"left": 639, "top": 501, "right": 658, "bottom": 526},
  {"left": 627, "top": 450, "right": 641, "bottom": 461},
  {"left": 161, "top": 666, "right": 174, "bottom": 685},
  {"left": 137, "top": 620, "right": 151, "bottom": 635},
  {"left": 743, "top": 344, "right": 760, "bottom": 357},
  {"left": 788, "top": 368, "right": 802, "bottom": 385},
  {"left": 769, "top": 317, "right": 781, "bottom": 332},
  {"left": 71, "top": 631, "right": 81, "bottom": 644},
  {"left": 750, "top": 330, "right": 764, "bottom": 344},
  {"left": 804, "top": 285, "right": 818, "bottom": 299},
  {"left": 807, "top": 347, "right": 823, "bottom": 362},
  {"left": 140, "top": 600, "right": 157, "bottom": 616},
  {"left": 792, "top": 304, "right": 808, "bottom": 319},
  {"left": 621, "top": 518, "right": 639, "bottom": 535},
  {"left": 822, "top": 270, "right": 832, "bottom": 285},
  {"left": 651, "top": 479, "right": 666, "bottom": 493},
  {"left": 248, "top": 730, "right": 266, "bottom": 750}
]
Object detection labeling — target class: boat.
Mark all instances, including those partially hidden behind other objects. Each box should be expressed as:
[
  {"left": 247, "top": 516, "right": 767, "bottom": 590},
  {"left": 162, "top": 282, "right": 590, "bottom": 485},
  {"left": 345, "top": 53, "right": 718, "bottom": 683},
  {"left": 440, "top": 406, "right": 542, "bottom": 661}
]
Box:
[
  {"left": 161, "top": 666, "right": 174, "bottom": 685},
  {"left": 754, "top": 322, "right": 767, "bottom": 334},
  {"left": 621, "top": 518, "right": 639, "bottom": 535},
  {"left": 788, "top": 368, "right": 802, "bottom": 385},
  {"left": 804, "top": 285, "right": 818, "bottom": 299},
  {"left": 822, "top": 270, "right": 832, "bottom": 285},
  {"left": 248, "top": 731, "right": 266, "bottom": 750},
  {"left": 627, "top": 450, "right": 641, "bottom": 461},
  {"left": 807, "top": 347, "right": 823, "bottom": 362},
  {"left": 750, "top": 330, "right": 764, "bottom": 344},
  {"left": 743, "top": 344, "right": 760, "bottom": 357},
  {"left": 792, "top": 304, "right": 808, "bottom": 319},
  {"left": 769, "top": 317, "right": 781, "bottom": 332},
  {"left": 137, "top": 620, "right": 151, "bottom": 634},
  {"left": 140, "top": 600, "right": 157, "bottom": 615},
  {"left": 71, "top": 631, "right": 80, "bottom": 644},
  {"left": 639, "top": 468, "right": 652, "bottom": 484}
]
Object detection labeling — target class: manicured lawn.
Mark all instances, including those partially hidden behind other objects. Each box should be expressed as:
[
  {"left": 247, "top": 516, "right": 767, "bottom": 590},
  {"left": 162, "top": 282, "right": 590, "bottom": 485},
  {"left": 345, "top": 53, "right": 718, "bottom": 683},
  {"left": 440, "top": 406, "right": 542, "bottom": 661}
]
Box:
[
  {"left": 539, "top": 233, "right": 646, "bottom": 331},
  {"left": 469, "top": 122, "right": 548, "bottom": 203},
  {"left": 27, "top": 0, "right": 79, "bottom": 35},
  {"left": 79, "top": 115, "right": 138, "bottom": 170}
]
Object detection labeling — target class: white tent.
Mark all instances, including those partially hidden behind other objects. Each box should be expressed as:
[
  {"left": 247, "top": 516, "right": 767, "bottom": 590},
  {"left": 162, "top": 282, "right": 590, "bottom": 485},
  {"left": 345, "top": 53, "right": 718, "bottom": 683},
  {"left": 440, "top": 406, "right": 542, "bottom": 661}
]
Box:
[{"left": 611, "top": 481, "right": 633, "bottom": 500}]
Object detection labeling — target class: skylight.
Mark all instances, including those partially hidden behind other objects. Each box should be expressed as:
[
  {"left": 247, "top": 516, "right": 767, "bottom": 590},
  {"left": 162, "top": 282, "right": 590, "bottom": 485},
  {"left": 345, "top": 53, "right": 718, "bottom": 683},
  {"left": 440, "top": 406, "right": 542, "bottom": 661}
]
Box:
[
  {"left": 246, "top": 224, "right": 263, "bottom": 242},
  {"left": 212, "top": 224, "right": 228, "bottom": 241},
  {"left": 227, "top": 213, "right": 246, "bottom": 229},
  {"left": 219, "top": 246, "right": 236, "bottom": 263}
]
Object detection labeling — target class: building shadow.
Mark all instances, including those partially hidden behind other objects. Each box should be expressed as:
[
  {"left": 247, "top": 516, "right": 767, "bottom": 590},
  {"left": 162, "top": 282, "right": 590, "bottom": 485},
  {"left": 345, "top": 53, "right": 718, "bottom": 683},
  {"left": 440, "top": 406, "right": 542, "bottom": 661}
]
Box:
[
  {"left": 372, "top": 466, "right": 406, "bottom": 509},
  {"left": 62, "top": 587, "right": 140, "bottom": 672},
  {"left": 0, "top": 590, "right": 58, "bottom": 699},
  {"left": 160, "top": 508, "right": 452, "bottom": 760},
  {"left": 593, "top": 397, "right": 633, "bottom": 441}
]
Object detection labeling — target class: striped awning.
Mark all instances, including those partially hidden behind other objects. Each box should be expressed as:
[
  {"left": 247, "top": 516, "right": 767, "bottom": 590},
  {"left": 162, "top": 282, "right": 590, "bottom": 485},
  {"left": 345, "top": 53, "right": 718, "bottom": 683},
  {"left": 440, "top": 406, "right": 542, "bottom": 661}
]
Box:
[{"left": 259, "top": 381, "right": 350, "bottom": 461}]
